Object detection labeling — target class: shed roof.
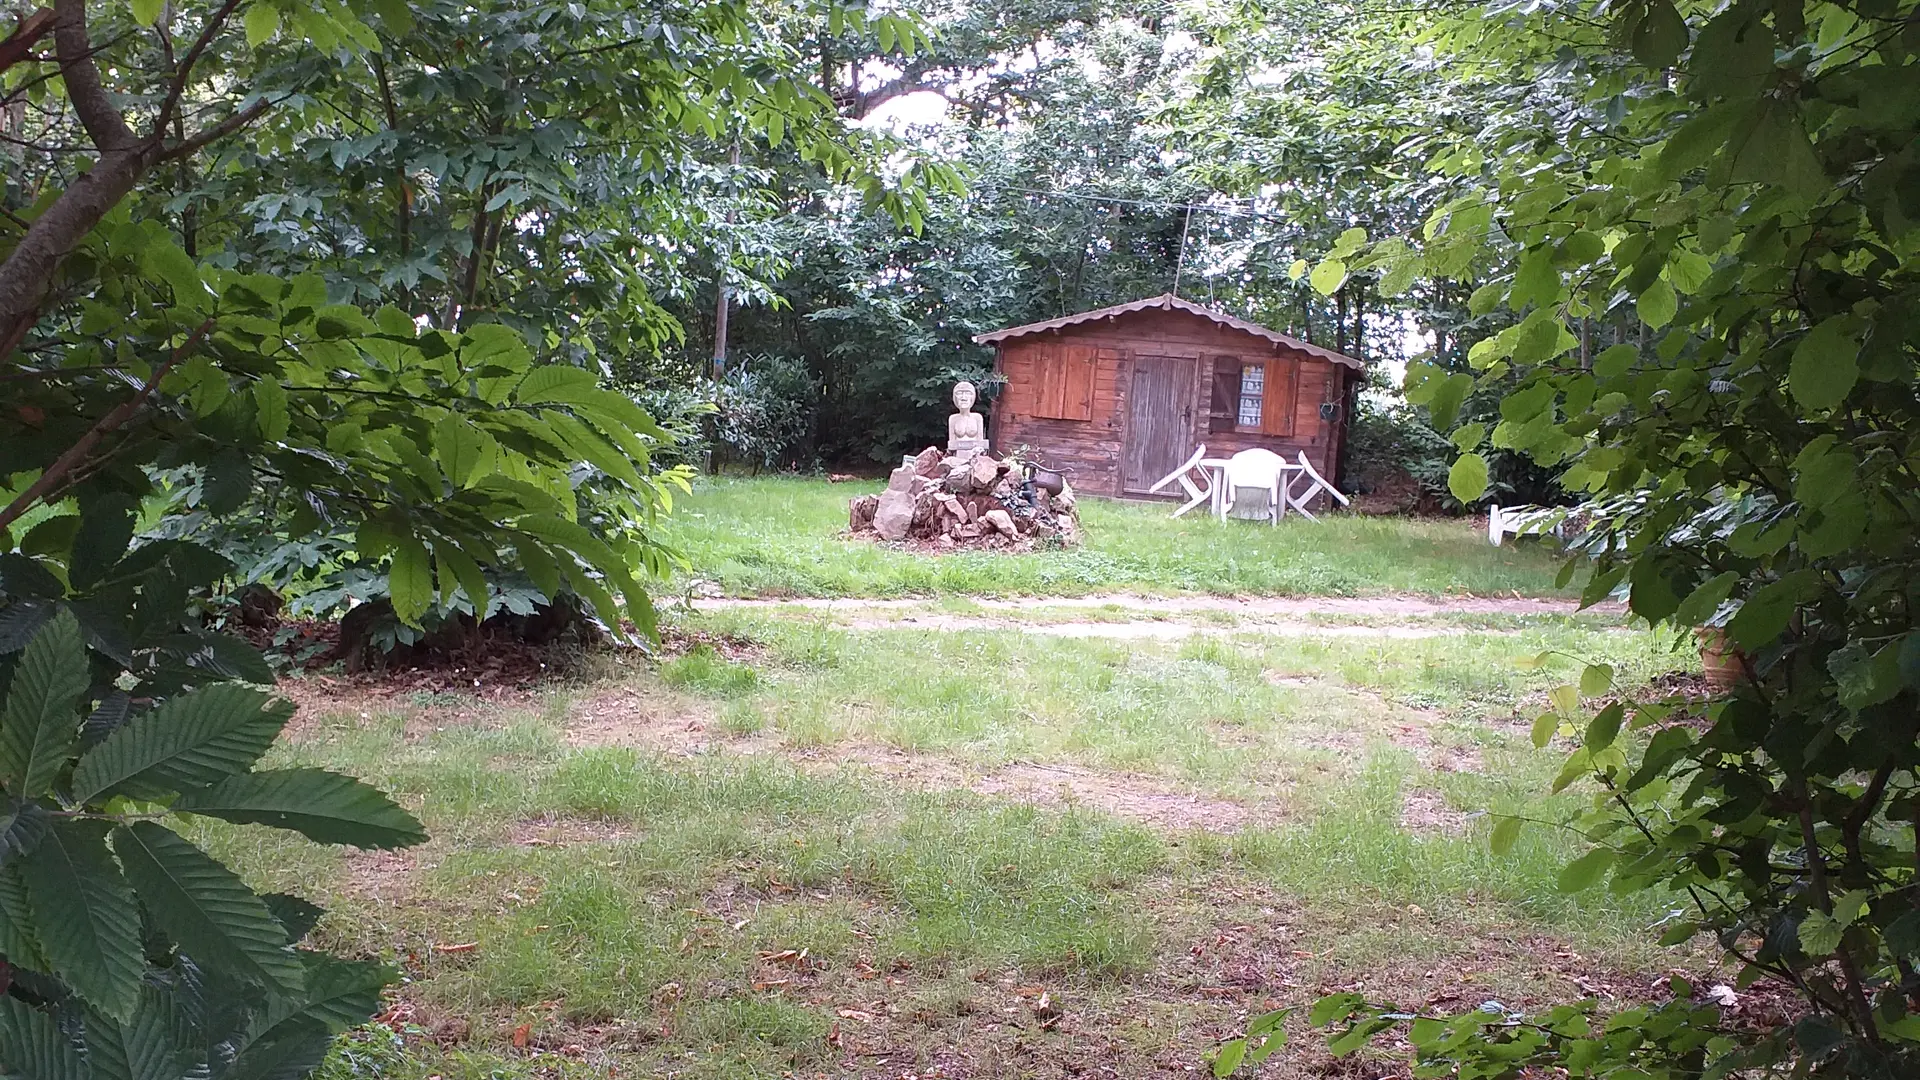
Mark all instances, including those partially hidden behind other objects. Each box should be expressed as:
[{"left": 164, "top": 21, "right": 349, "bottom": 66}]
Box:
[{"left": 972, "top": 293, "right": 1364, "bottom": 371}]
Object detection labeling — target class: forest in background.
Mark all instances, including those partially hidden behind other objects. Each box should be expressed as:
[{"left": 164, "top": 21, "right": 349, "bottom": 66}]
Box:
[
  {"left": 647, "top": 0, "right": 1539, "bottom": 502},
  {"left": 2, "top": 0, "right": 1564, "bottom": 504}
]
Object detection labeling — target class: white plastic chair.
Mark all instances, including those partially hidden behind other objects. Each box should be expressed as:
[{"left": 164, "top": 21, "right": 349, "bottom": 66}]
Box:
[
  {"left": 1220, "top": 448, "right": 1289, "bottom": 525},
  {"left": 1283, "top": 451, "right": 1350, "bottom": 521},
  {"left": 1147, "top": 444, "right": 1212, "bottom": 518}
]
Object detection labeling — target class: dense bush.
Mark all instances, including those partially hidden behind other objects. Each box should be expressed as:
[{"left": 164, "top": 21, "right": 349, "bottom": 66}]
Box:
[
  {"left": 631, "top": 353, "right": 821, "bottom": 473},
  {"left": 1347, "top": 397, "right": 1568, "bottom": 512},
  {"left": 1344, "top": 400, "right": 1455, "bottom": 508},
  {"left": 712, "top": 353, "right": 822, "bottom": 471}
]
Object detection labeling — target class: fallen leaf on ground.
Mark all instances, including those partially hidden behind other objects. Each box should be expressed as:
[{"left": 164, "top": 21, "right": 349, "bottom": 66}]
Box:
[{"left": 432, "top": 942, "right": 478, "bottom": 953}]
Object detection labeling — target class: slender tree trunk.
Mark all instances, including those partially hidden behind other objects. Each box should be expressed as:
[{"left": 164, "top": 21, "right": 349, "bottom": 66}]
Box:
[
  {"left": 445, "top": 187, "right": 493, "bottom": 327},
  {"left": 711, "top": 284, "right": 730, "bottom": 378},
  {"left": 373, "top": 52, "right": 411, "bottom": 303},
  {"left": 1350, "top": 282, "right": 1366, "bottom": 362},
  {"left": 712, "top": 141, "right": 741, "bottom": 377},
  {"left": 1334, "top": 283, "right": 1349, "bottom": 356}
]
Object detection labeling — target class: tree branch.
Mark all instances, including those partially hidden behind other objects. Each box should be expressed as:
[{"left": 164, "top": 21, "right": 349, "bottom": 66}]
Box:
[
  {"left": 158, "top": 96, "right": 272, "bottom": 161},
  {"left": 0, "top": 1, "right": 152, "bottom": 335},
  {"left": 51, "top": 0, "right": 135, "bottom": 152},
  {"left": 0, "top": 318, "right": 214, "bottom": 536},
  {"left": 0, "top": 7, "right": 53, "bottom": 76},
  {"left": 152, "top": 0, "right": 245, "bottom": 137}
]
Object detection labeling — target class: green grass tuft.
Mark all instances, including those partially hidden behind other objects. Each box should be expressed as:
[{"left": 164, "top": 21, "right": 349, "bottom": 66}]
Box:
[{"left": 659, "top": 644, "right": 760, "bottom": 696}]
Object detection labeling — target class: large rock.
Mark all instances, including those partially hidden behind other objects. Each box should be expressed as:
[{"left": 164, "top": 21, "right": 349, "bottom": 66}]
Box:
[
  {"left": 982, "top": 508, "right": 1018, "bottom": 539},
  {"left": 970, "top": 454, "right": 1001, "bottom": 491},
  {"left": 873, "top": 463, "right": 920, "bottom": 541},
  {"left": 849, "top": 494, "right": 879, "bottom": 531},
  {"left": 913, "top": 446, "right": 945, "bottom": 478},
  {"left": 874, "top": 490, "right": 916, "bottom": 540}
]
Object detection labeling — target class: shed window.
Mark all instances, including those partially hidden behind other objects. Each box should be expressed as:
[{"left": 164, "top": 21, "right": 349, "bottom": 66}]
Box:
[
  {"left": 1237, "top": 366, "right": 1265, "bottom": 428},
  {"left": 1209, "top": 357, "right": 1297, "bottom": 436}
]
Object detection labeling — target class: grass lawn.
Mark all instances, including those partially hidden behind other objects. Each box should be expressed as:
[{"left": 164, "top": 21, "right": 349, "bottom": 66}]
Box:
[
  {"left": 216, "top": 589, "right": 1703, "bottom": 1080},
  {"left": 205, "top": 488, "right": 1695, "bottom": 1078},
  {"left": 659, "top": 476, "right": 1575, "bottom": 600}
]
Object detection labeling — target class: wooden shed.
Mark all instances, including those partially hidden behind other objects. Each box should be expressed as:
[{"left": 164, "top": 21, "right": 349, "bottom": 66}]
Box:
[{"left": 974, "top": 294, "right": 1363, "bottom": 499}]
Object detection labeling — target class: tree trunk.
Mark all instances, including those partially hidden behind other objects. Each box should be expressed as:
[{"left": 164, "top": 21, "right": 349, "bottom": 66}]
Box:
[
  {"left": 373, "top": 52, "right": 411, "bottom": 302},
  {"left": 0, "top": 0, "right": 259, "bottom": 352},
  {"left": 1350, "top": 282, "right": 1366, "bottom": 362},
  {"left": 1334, "top": 283, "right": 1349, "bottom": 356}
]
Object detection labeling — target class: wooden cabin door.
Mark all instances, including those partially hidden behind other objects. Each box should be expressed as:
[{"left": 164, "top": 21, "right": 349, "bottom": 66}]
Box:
[{"left": 1122, "top": 354, "right": 1197, "bottom": 495}]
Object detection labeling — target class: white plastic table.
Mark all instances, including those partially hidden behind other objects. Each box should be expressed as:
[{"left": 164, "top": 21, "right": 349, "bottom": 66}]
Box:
[{"left": 1204, "top": 457, "right": 1307, "bottom": 521}]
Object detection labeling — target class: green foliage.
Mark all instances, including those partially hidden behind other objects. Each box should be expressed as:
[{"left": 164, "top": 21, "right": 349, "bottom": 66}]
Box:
[
  {"left": 710, "top": 353, "right": 822, "bottom": 470},
  {"left": 0, "top": 610, "right": 423, "bottom": 1070},
  {"left": 1258, "top": 0, "right": 1920, "bottom": 1076},
  {"left": 9, "top": 254, "right": 691, "bottom": 641}
]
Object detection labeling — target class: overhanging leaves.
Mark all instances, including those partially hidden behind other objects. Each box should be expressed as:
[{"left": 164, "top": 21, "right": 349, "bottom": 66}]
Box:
[
  {"left": 85, "top": 986, "right": 192, "bottom": 1080},
  {"left": 0, "top": 996, "right": 88, "bottom": 1080},
  {"left": 0, "top": 609, "right": 88, "bottom": 798},
  {"left": 1789, "top": 316, "right": 1862, "bottom": 412},
  {"left": 173, "top": 768, "right": 427, "bottom": 850},
  {"left": 112, "top": 823, "right": 304, "bottom": 997},
  {"left": 71, "top": 685, "right": 293, "bottom": 803},
  {"left": 19, "top": 820, "right": 144, "bottom": 1021}
]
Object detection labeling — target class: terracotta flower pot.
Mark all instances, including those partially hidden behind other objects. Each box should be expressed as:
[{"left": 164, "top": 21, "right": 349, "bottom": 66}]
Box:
[{"left": 1696, "top": 627, "right": 1747, "bottom": 692}]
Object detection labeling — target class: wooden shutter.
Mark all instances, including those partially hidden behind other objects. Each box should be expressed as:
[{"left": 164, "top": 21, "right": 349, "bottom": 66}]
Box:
[
  {"left": 1032, "top": 342, "right": 1096, "bottom": 420},
  {"left": 1031, "top": 344, "right": 1061, "bottom": 417},
  {"left": 1259, "top": 357, "right": 1299, "bottom": 436},
  {"left": 1209, "top": 358, "right": 1239, "bottom": 433},
  {"left": 1059, "top": 343, "right": 1095, "bottom": 420}
]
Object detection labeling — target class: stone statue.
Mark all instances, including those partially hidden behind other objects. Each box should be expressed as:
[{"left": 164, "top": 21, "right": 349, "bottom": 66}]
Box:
[{"left": 947, "top": 380, "right": 988, "bottom": 455}]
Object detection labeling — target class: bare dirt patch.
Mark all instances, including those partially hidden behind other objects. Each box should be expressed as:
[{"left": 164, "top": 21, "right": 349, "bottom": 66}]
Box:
[
  {"left": 343, "top": 849, "right": 419, "bottom": 902},
  {"left": 1399, "top": 789, "right": 1478, "bottom": 835},
  {"left": 508, "top": 814, "right": 633, "bottom": 848},
  {"left": 697, "top": 590, "right": 1622, "bottom": 642},
  {"left": 562, "top": 688, "right": 757, "bottom": 756},
  {"left": 807, "top": 745, "right": 1273, "bottom": 833},
  {"left": 1275, "top": 687, "right": 1485, "bottom": 776},
  {"left": 562, "top": 692, "right": 1267, "bottom": 834},
  {"left": 277, "top": 675, "right": 537, "bottom": 743}
]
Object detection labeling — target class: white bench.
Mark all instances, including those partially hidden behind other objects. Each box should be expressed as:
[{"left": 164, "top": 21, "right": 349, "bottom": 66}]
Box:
[{"left": 1488, "top": 504, "right": 1569, "bottom": 546}]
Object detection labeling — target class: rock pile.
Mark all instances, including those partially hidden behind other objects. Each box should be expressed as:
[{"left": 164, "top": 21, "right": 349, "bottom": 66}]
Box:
[{"left": 848, "top": 447, "right": 1081, "bottom": 550}]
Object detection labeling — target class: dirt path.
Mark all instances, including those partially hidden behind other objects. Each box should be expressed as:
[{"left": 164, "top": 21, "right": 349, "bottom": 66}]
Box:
[
  {"left": 686, "top": 591, "right": 1616, "bottom": 641},
  {"left": 693, "top": 591, "right": 1604, "bottom": 618},
  {"left": 839, "top": 615, "right": 1464, "bottom": 640}
]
